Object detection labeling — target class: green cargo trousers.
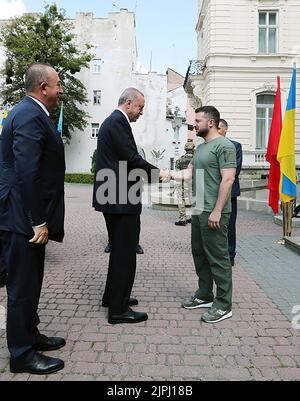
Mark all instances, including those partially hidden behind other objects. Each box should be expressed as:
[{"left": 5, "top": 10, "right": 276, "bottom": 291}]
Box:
[{"left": 191, "top": 212, "right": 232, "bottom": 311}]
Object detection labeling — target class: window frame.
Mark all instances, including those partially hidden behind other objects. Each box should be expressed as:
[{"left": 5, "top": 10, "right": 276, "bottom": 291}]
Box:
[
  {"left": 256, "top": 93, "right": 275, "bottom": 150},
  {"left": 93, "top": 90, "right": 102, "bottom": 106},
  {"left": 91, "top": 59, "right": 102, "bottom": 74},
  {"left": 258, "top": 10, "right": 279, "bottom": 54},
  {"left": 91, "top": 123, "right": 100, "bottom": 139}
]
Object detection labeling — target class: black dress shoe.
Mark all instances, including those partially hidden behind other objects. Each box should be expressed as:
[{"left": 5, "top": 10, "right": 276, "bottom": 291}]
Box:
[
  {"left": 108, "top": 309, "right": 148, "bottom": 324},
  {"left": 104, "top": 244, "right": 111, "bottom": 253},
  {"left": 102, "top": 297, "right": 138, "bottom": 308},
  {"left": 10, "top": 353, "right": 64, "bottom": 375},
  {"left": 175, "top": 220, "right": 187, "bottom": 226},
  {"left": 136, "top": 244, "right": 144, "bottom": 254},
  {"left": 35, "top": 334, "right": 66, "bottom": 351}
]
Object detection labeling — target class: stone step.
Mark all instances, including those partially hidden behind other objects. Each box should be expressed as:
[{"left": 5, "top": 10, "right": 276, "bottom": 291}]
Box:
[
  {"left": 274, "top": 215, "right": 300, "bottom": 228},
  {"left": 284, "top": 237, "right": 300, "bottom": 255}
]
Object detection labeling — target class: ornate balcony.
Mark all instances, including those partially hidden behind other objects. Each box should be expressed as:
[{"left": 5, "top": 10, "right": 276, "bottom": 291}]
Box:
[{"left": 183, "top": 60, "right": 206, "bottom": 109}]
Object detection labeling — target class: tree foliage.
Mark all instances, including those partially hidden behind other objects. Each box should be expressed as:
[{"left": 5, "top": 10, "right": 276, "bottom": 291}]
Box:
[{"left": 0, "top": 3, "right": 93, "bottom": 140}]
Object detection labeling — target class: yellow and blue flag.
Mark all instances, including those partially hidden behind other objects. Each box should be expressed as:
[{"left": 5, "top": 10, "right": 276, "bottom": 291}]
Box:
[
  {"left": 57, "top": 103, "right": 63, "bottom": 136},
  {"left": 0, "top": 110, "right": 8, "bottom": 129},
  {"left": 277, "top": 64, "right": 297, "bottom": 203}
]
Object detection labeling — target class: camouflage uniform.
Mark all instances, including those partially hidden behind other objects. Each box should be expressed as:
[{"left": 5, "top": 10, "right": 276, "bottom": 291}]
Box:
[{"left": 175, "top": 142, "right": 195, "bottom": 222}]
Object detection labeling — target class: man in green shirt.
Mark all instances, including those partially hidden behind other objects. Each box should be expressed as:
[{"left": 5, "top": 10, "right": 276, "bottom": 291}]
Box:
[{"left": 170, "top": 106, "right": 236, "bottom": 323}]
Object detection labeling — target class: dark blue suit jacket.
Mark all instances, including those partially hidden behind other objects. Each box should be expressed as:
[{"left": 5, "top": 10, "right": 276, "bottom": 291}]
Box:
[
  {"left": 92, "top": 110, "right": 159, "bottom": 215},
  {"left": 230, "top": 140, "right": 242, "bottom": 198},
  {"left": 0, "top": 96, "right": 65, "bottom": 241}
]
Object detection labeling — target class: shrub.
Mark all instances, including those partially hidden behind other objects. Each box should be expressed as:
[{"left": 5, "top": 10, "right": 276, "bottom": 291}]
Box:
[{"left": 65, "top": 173, "right": 93, "bottom": 184}]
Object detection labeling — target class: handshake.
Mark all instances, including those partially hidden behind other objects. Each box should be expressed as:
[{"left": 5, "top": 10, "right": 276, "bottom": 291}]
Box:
[{"left": 159, "top": 169, "right": 172, "bottom": 183}]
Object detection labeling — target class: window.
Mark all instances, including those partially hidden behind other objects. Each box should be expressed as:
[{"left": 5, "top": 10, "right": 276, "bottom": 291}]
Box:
[
  {"left": 91, "top": 59, "right": 102, "bottom": 74},
  {"left": 91, "top": 123, "right": 100, "bottom": 139},
  {"left": 259, "top": 11, "right": 278, "bottom": 54},
  {"left": 256, "top": 94, "right": 275, "bottom": 149},
  {"left": 93, "top": 90, "right": 102, "bottom": 105}
]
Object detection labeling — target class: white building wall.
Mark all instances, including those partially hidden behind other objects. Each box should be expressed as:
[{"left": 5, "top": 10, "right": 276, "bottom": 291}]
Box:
[
  {"left": 65, "top": 10, "right": 166, "bottom": 173},
  {"left": 192, "top": 0, "right": 300, "bottom": 166},
  {"left": 131, "top": 72, "right": 167, "bottom": 166}
]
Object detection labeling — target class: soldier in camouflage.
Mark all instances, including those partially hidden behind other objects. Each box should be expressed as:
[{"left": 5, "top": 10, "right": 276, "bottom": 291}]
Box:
[{"left": 174, "top": 141, "right": 195, "bottom": 226}]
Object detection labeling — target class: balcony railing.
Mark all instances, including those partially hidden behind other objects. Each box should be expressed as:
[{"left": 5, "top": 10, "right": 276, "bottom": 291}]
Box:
[{"left": 243, "top": 151, "right": 268, "bottom": 167}]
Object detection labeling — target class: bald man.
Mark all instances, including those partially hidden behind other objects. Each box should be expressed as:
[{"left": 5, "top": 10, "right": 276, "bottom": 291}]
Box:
[
  {"left": 0, "top": 63, "right": 65, "bottom": 374},
  {"left": 93, "top": 88, "right": 168, "bottom": 324}
]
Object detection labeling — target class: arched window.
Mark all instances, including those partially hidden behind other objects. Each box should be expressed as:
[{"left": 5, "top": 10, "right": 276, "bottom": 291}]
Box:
[{"left": 256, "top": 94, "right": 275, "bottom": 149}]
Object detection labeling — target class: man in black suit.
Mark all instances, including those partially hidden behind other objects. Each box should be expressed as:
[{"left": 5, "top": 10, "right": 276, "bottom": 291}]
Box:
[
  {"left": 0, "top": 63, "right": 65, "bottom": 375},
  {"left": 0, "top": 138, "right": 7, "bottom": 288},
  {"left": 93, "top": 88, "right": 168, "bottom": 324},
  {"left": 218, "top": 119, "right": 243, "bottom": 267}
]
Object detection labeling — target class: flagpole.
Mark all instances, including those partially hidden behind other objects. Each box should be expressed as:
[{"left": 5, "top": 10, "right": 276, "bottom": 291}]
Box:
[{"left": 282, "top": 201, "right": 293, "bottom": 237}]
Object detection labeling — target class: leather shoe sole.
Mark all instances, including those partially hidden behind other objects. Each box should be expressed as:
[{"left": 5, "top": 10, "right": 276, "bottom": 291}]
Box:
[
  {"left": 102, "top": 298, "right": 138, "bottom": 308},
  {"left": 108, "top": 311, "right": 148, "bottom": 325}
]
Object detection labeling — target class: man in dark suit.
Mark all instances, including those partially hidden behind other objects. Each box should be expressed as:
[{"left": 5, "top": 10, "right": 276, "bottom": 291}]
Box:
[
  {"left": 0, "top": 137, "right": 7, "bottom": 288},
  {"left": 93, "top": 88, "right": 168, "bottom": 324},
  {"left": 218, "top": 119, "right": 243, "bottom": 266},
  {"left": 0, "top": 63, "right": 65, "bottom": 375}
]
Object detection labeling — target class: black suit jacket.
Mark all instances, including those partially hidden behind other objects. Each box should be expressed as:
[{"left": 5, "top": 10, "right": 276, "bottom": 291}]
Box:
[
  {"left": 230, "top": 140, "right": 242, "bottom": 198},
  {"left": 0, "top": 96, "right": 65, "bottom": 242},
  {"left": 93, "top": 109, "right": 159, "bottom": 215}
]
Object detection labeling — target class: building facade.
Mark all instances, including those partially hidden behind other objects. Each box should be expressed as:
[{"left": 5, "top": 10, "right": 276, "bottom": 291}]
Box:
[
  {"left": 0, "top": 10, "right": 168, "bottom": 172},
  {"left": 64, "top": 10, "right": 168, "bottom": 173},
  {"left": 185, "top": 0, "right": 300, "bottom": 167}
]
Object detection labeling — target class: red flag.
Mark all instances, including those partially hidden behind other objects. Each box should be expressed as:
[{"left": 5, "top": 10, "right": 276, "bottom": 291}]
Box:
[{"left": 266, "top": 76, "right": 282, "bottom": 214}]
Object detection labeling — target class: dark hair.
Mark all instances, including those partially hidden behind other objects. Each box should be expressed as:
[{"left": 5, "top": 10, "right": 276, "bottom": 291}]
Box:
[
  {"left": 195, "top": 106, "right": 220, "bottom": 128},
  {"left": 24, "top": 63, "right": 54, "bottom": 93},
  {"left": 219, "top": 119, "right": 228, "bottom": 128}
]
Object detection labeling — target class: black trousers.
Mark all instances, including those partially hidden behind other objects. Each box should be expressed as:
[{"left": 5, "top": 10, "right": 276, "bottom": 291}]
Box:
[
  {"left": 104, "top": 214, "right": 140, "bottom": 246},
  {"left": 0, "top": 240, "right": 7, "bottom": 279},
  {"left": 102, "top": 214, "right": 140, "bottom": 315},
  {"left": 228, "top": 197, "right": 238, "bottom": 259},
  {"left": 0, "top": 230, "right": 45, "bottom": 362}
]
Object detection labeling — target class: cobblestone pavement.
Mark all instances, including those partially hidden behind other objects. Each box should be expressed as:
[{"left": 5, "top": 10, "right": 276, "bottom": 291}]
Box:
[{"left": 0, "top": 184, "right": 300, "bottom": 381}]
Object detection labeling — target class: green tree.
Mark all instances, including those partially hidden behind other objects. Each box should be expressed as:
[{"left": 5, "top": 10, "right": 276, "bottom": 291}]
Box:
[{"left": 0, "top": 3, "right": 93, "bottom": 141}]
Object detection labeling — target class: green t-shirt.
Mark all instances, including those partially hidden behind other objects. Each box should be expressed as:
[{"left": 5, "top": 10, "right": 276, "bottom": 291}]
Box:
[{"left": 192, "top": 136, "right": 237, "bottom": 214}]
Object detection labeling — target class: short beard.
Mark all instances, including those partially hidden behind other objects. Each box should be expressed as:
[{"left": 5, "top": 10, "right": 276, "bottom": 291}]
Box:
[{"left": 196, "top": 127, "right": 209, "bottom": 138}]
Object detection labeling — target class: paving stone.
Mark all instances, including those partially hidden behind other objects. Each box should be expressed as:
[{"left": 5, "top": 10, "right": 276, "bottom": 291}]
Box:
[{"left": 1, "top": 185, "right": 300, "bottom": 381}]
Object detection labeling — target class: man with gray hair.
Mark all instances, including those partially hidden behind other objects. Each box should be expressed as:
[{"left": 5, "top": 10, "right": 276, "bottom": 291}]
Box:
[
  {"left": 0, "top": 63, "right": 65, "bottom": 374},
  {"left": 93, "top": 88, "right": 169, "bottom": 324}
]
